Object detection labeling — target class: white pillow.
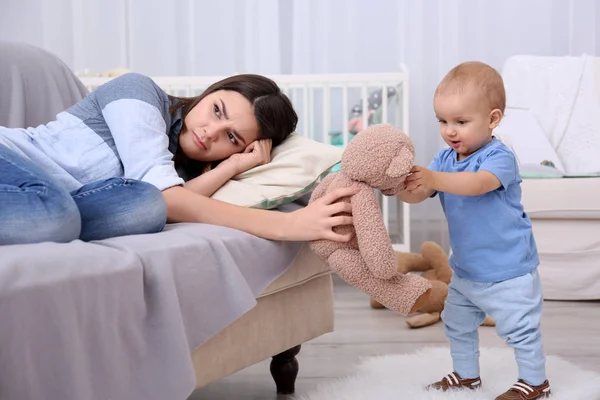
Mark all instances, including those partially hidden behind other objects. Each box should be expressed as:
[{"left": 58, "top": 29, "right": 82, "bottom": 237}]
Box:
[
  {"left": 494, "top": 108, "right": 566, "bottom": 178},
  {"left": 210, "top": 133, "right": 342, "bottom": 208}
]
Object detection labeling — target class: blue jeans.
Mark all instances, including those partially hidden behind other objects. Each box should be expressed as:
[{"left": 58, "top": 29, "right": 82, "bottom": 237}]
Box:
[
  {"left": 441, "top": 269, "right": 546, "bottom": 386},
  {"left": 0, "top": 144, "right": 167, "bottom": 245}
]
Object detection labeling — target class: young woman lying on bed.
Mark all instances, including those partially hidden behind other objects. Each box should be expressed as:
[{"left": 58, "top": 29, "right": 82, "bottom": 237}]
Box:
[{"left": 0, "top": 73, "right": 355, "bottom": 245}]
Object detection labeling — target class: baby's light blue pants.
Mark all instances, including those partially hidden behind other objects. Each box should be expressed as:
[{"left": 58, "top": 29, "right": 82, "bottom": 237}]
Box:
[{"left": 441, "top": 269, "right": 547, "bottom": 386}]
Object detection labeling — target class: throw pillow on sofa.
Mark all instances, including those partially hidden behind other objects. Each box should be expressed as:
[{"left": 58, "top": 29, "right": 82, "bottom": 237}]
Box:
[{"left": 494, "top": 108, "right": 566, "bottom": 178}]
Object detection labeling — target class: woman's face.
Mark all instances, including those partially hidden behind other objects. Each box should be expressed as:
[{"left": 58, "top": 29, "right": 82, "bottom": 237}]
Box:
[{"left": 179, "top": 90, "right": 260, "bottom": 162}]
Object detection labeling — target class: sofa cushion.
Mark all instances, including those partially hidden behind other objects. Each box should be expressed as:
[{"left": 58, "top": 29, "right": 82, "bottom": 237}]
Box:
[
  {"left": 494, "top": 108, "right": 566, "bottom": 178},
  {"left": 521, "top": 177, "right": 600, "bottom": 219},
  {"left": 532, "top": 218, "right": 600, "bottom": 300},
  {"left": 259, "top": 244, "right": 330, "bottom": 297},
  {"left": 532, "top": 217, "right": 600, "bottom": 254}
]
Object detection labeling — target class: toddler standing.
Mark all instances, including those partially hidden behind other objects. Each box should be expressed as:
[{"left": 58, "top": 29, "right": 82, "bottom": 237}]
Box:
[{"left": 398, "top": 61, "right": 551, "bottom": 400}]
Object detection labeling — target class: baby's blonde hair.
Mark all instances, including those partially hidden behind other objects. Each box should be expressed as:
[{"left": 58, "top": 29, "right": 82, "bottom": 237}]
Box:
[{"left": 435, "top": 61, "right": 506, "bottom": 113}]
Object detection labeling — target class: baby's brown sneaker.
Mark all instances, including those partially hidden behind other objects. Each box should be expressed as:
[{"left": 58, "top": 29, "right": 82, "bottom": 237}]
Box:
[
  {"left": 426, "top": 371, "right": 482, "bottom": 392},
  {"left": 495, "top": 379, "right": 551, "bottom": 399}
]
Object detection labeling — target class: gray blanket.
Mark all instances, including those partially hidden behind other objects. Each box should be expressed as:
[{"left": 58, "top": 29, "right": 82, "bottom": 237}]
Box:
[{"left": 0, "top": 223, "right": 303, "bottom": 400}]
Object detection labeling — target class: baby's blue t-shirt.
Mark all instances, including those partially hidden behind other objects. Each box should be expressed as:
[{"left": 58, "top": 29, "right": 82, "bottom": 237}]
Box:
[{"left": 428, "top": 138, "right": 539, "bottom": 282}]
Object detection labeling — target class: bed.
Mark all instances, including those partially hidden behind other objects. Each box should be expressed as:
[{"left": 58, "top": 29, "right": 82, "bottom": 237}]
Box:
[{"left": 0, "top": 40, "right": 411, "bottom": 400}]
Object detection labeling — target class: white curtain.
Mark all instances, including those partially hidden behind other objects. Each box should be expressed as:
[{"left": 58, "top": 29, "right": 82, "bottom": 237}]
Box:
[
  {"left": 0, "top": 0, "right": 283, "bottom": 76},
  {"left": 2, "top": 0, "right": 599, "bottom": 250}
]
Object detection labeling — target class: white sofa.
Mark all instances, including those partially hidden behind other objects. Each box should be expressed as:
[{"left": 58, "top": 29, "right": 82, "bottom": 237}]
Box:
[
  {"left": 521, "top": 178, "right": 600, "bottom": 300},
  {"left": 502, "top": 55, "right": 600, "bottom": 300}
]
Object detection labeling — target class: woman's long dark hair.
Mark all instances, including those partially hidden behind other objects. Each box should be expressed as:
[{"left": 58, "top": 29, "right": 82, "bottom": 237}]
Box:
[{"left": 171, "top": 74, "right": 298, "bottom": 180}]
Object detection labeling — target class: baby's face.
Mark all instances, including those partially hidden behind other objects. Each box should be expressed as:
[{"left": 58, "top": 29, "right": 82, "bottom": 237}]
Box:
[{"left": 433, "top": 89, "right": 497, "bottom": 160}]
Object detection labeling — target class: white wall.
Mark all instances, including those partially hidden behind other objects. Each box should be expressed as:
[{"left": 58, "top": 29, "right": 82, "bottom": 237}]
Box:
[{"left": 2, "top": 0, "right": 599, "bottom": 250}]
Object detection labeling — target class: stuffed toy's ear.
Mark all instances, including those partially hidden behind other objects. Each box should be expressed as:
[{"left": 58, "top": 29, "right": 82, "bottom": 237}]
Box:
[{"left": 386, "top": 154, "right": 412, "bottom": 178}]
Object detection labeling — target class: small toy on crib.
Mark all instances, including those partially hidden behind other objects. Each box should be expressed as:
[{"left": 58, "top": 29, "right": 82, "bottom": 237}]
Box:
[
  {"left": 102, "top": 68, "right": 132, "bottom": 78},
  {"left": 309, "top": 123, "right": 435, "bottom": 315},
  {"left": 347, "top": 87, "right": 398, "bottom": 134},
  {"left": 328, "top": 87, "right": 398, "bottom": 173},
  {"left": 540, "top": 160, "right": 556, "bottom": 168}
]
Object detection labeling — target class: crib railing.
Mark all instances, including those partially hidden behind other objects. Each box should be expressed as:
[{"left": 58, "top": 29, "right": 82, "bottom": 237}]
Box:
[{"left": 79, "top": 70, "right": 411, "bottom": 252}]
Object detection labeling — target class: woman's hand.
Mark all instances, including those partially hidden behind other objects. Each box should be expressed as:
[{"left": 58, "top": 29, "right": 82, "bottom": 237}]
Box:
[
  {"left": 163, "top": 185, "right": 359, "bottom": 242},
  {"left": 285, "top": 187, "right": 359, "bottom": 242},
  {"left": 222, "top": 139, "right": 273, "bottom": 175}
]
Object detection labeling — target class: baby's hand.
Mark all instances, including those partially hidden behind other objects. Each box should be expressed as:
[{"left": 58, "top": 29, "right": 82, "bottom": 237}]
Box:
[{"left": 405, "top": 165, "right": 435, "bottom": 192}]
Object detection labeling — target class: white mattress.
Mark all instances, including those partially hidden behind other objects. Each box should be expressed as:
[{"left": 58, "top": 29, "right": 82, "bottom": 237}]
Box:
[{"left": 506, "top": 59, "right": 600, "bottom": 300}]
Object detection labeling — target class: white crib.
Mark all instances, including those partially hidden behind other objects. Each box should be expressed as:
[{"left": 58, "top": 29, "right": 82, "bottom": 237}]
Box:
[{"left": 79, "top": 70, "right": 412, "bottom": 252}]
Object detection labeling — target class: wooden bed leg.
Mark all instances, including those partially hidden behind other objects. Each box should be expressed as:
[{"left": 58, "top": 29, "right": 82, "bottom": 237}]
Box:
[{"left": 270, "top": 344, "right": 301, "bottom": 395}]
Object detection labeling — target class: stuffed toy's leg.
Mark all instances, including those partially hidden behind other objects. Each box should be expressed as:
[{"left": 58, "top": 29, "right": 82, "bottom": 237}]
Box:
[
  {"left": 371, "top": 278, "right": 448, "bottom": 311},
  {"left": 395, "top": 252, "right": 431, "bottom": 274},
  {"left": 369, "top": 298, "right": 387, "bottom": 309},
  {"left": 328, "top": 248, "right": 432, "bottom": 315},
  {"left": 371, "top": 243, "right": 452, "bottom": 310},
  {"left": 406, "top": 312, "right": 441, "bottom": 328},
  {"left": 415, "top": 280, "right": 448, "bottom": 313},
  {"left": 406, "top": 312, "right": 496, "bottom": 329},
  {"left": 370, "top": 251, "right": 434, "bottom": 309}
]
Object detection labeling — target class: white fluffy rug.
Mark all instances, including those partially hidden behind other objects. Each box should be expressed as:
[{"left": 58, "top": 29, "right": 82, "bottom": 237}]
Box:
[{"left": 300, "top": 347, "right": 600, "bottom": 400}]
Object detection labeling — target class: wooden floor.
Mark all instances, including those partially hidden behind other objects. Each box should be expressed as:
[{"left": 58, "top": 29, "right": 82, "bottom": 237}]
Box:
[{"left": 189, "top": 277, "right": 600, "bottom": 400}]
